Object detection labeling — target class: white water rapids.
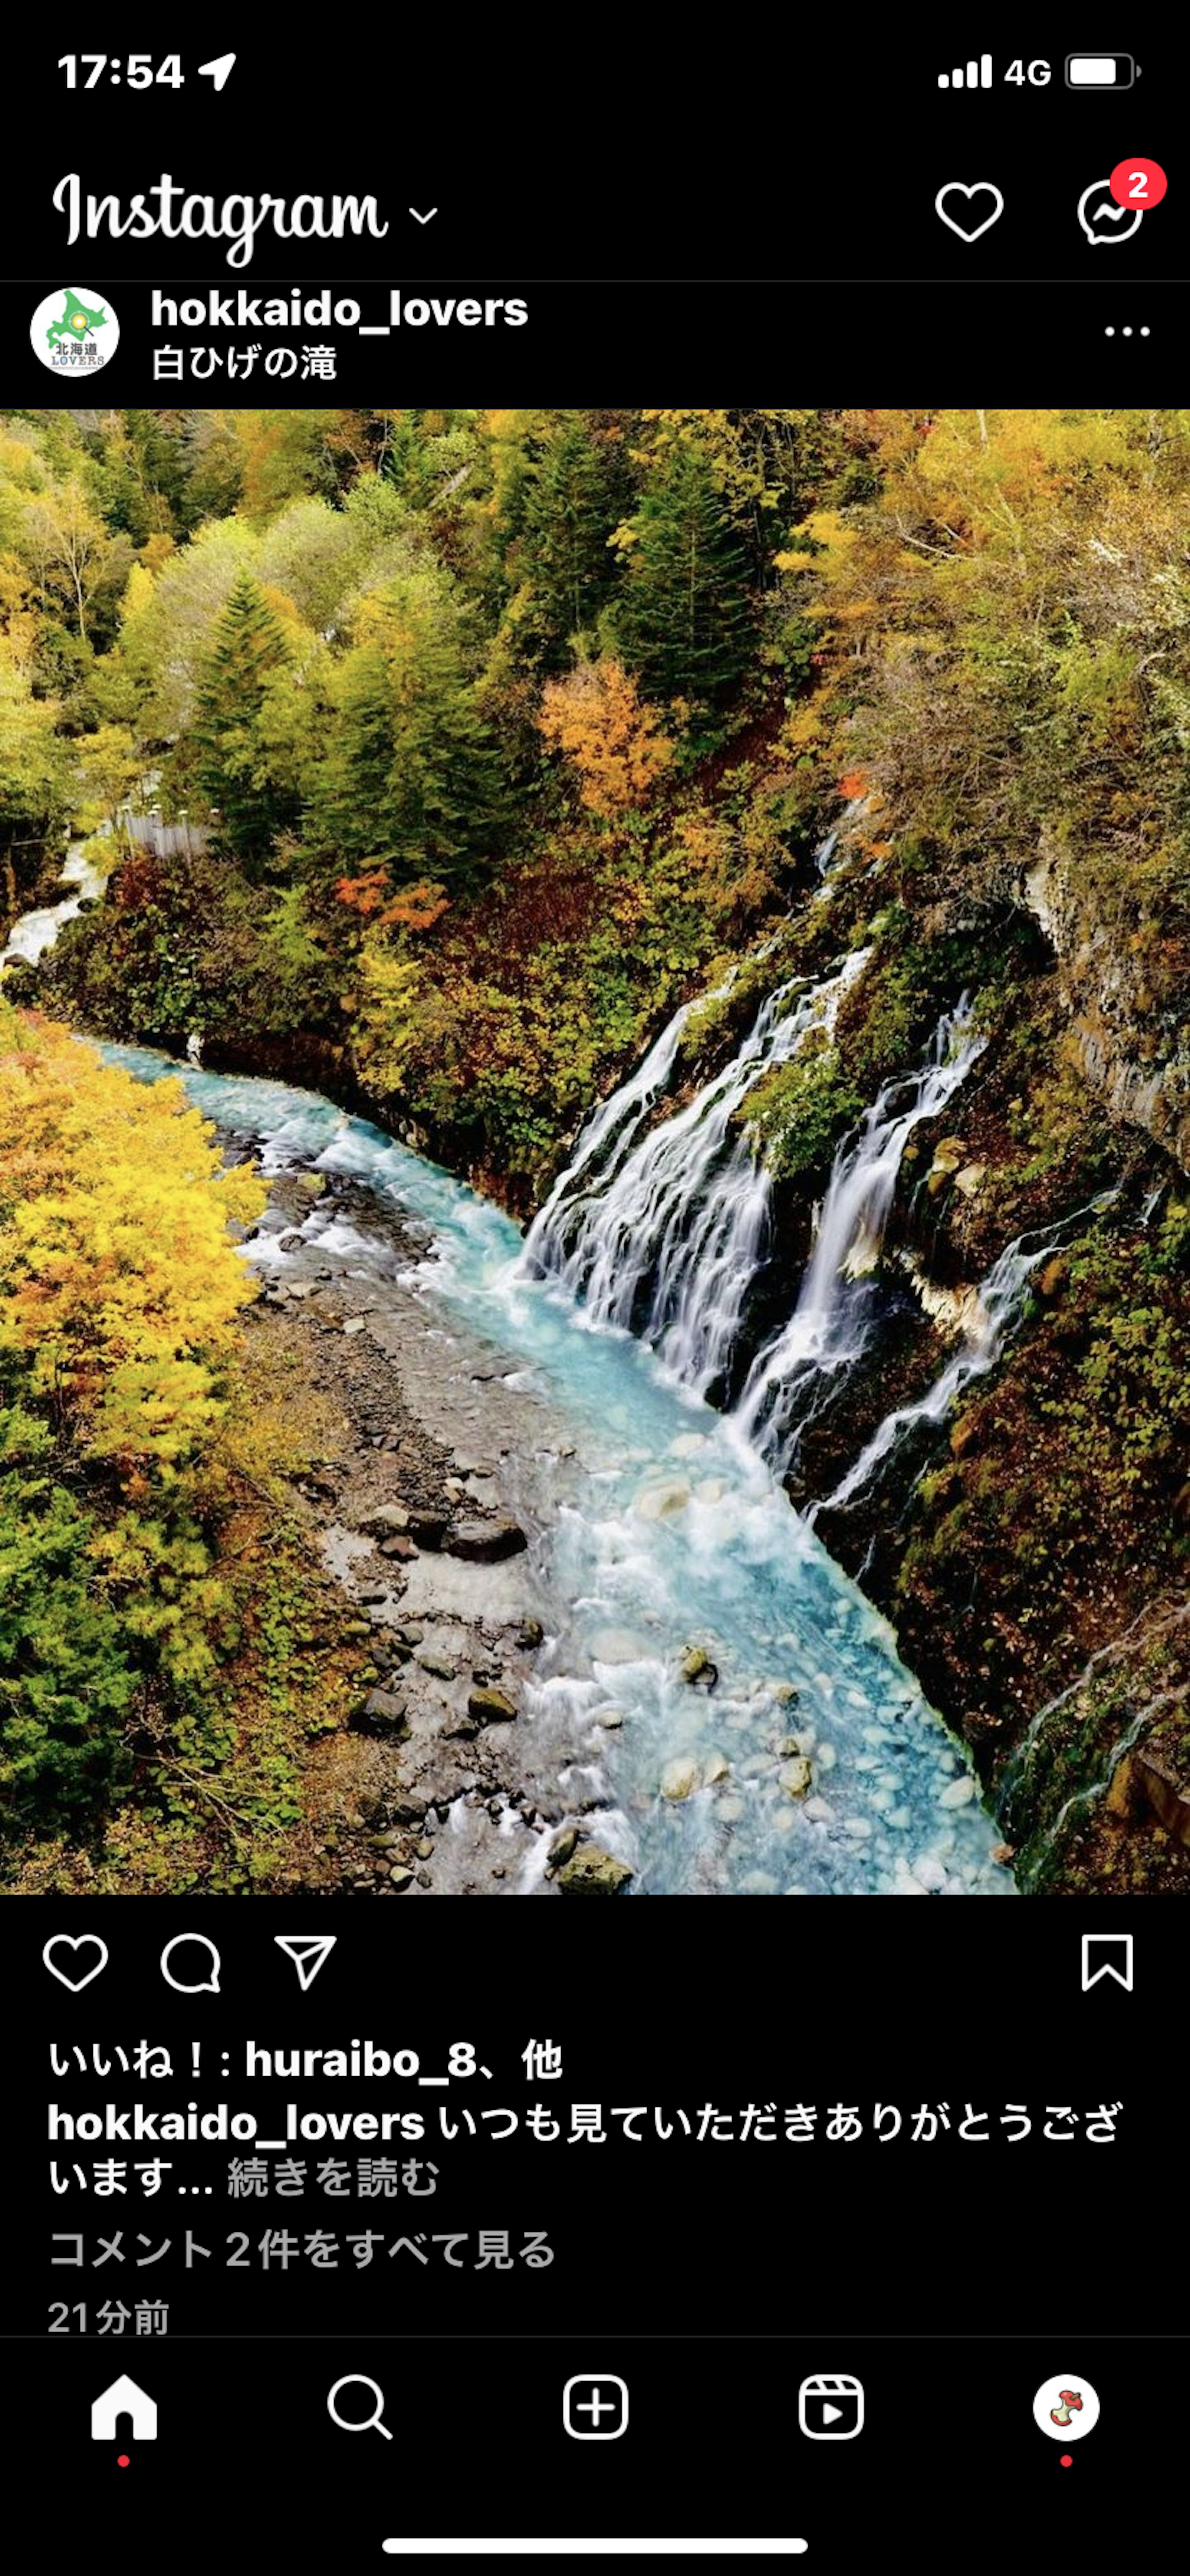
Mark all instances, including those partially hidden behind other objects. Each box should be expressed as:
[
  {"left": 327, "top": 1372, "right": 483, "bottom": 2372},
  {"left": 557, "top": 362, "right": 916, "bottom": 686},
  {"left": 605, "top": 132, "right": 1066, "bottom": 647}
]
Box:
[{"left": 0, "top": 842, "right": 105, "bottom": 971}]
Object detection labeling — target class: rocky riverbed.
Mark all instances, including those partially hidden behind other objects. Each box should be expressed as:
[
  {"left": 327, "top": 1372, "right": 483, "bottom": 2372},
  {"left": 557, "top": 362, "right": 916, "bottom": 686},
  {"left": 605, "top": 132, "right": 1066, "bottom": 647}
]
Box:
[{"left": 232, "top": 1149, "right": 633, "bottom": 1896}]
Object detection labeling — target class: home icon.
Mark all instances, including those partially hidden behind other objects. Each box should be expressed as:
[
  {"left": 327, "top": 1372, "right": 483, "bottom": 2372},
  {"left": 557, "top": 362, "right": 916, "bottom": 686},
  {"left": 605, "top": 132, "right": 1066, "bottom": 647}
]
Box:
[{"left": 91, "top": 2375, "right": 158, "bottom": 2442}]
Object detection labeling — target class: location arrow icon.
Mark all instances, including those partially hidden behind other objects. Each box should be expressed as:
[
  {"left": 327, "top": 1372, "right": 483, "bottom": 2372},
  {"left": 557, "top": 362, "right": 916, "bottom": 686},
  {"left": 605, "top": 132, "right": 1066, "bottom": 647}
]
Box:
[
  {"left": 274, "top": 1935, "right": 336, "bottom": 1991},
  {"left": 197, "top": 53, "right": 237, "bottom": 92}
]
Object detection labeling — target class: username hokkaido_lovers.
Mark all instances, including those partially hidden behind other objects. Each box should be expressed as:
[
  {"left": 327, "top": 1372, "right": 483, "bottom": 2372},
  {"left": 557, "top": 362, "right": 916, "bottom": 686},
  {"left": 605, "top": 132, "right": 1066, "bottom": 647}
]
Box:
[{"left": 53, "top": 170, "right": 388, "bottom": 268}]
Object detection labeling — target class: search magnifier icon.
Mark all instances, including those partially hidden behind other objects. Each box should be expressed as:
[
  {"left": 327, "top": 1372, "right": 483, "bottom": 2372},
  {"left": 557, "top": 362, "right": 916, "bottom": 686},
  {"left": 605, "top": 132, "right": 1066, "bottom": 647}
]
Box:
[{"left": 327, "top": 2375, "right": 392, "bottom": 2440}]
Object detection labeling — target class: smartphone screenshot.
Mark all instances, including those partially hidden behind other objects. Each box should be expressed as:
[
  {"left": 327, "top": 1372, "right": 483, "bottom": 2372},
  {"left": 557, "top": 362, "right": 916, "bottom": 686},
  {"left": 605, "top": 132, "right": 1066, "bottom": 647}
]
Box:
[{"left": 3, "top": 27, "right": 1185, "bottom": 2567}]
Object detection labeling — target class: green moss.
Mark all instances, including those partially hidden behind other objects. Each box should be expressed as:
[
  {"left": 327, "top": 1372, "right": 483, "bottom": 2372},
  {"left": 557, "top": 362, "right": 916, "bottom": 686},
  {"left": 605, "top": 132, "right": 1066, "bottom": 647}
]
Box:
[{"left": 740, "top": 1029, "right": 864, "bottom": 1181}]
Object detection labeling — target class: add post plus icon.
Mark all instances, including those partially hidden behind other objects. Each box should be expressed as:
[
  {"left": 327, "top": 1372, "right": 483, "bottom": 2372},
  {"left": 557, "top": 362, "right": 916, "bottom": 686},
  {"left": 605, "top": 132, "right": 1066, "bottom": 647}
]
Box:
[{"left": 563, "top": 2375, "right": 629, "bottom": 2440}]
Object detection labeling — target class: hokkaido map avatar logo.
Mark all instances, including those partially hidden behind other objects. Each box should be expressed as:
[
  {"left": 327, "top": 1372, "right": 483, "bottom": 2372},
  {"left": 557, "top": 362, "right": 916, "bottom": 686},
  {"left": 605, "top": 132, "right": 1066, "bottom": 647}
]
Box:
[{"left": 30, "top": 287, "right": 120, "bottom": 375}]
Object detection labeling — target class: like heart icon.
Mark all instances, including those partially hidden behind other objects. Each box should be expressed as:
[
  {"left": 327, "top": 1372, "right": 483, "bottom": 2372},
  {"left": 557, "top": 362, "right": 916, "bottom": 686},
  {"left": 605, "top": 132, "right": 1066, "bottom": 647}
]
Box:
[
  {"left": 43, "top": 1935, "right": 109, "bottom": 1992},
  {"left": 935, "top": 181, "right": 1005, "bottom": 243}
]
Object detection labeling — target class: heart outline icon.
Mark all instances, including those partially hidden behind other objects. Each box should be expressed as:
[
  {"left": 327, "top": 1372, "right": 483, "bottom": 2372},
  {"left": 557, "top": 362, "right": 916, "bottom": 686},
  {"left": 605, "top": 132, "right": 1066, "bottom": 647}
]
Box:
[
  {"left": 43, "top": 1935, "right": 109, "bottom": 1992},
  {"left": 935, "top": 181, "right": 1005, "bottom": 244}
]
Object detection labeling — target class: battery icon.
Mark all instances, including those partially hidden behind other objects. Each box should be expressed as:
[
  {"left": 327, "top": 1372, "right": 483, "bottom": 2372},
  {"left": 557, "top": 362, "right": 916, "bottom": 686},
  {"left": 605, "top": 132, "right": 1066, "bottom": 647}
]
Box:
[{"left": 1065, "top": 54, "right": 1138, "bottom": 88}]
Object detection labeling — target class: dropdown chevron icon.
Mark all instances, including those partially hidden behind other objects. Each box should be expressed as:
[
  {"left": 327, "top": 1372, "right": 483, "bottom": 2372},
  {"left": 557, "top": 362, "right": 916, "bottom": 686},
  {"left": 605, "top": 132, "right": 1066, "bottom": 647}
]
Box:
[{"left": 410, "top": 208, "right": 438, "bottom": 224}]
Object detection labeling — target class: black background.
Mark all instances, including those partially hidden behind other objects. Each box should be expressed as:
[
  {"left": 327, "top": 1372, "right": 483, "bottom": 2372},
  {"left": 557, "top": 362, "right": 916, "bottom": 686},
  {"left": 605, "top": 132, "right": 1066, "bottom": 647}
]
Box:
[
  {"left": 15, "top": 1903, "right": 1165, "bottom": 2340},
  {"left": 2, "top": 25, "right": 1183, "bottom": 379},
  {"left": 34, "top": 2331, "right": 1177, "bottom": 2565}
]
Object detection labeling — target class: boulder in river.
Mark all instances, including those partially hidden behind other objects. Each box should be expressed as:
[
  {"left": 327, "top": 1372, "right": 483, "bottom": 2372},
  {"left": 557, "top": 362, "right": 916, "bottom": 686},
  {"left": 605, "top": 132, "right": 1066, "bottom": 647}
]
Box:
[
  {"left": 679, "top": 1644, "right": 718, "bottom": 1688},
  {"left": 635, "top": 1481, "right": 691, "bottom": 1522},
  {"left": 406, "top": 1507, "right": 448, "bottom": 1549},
  {"left": 779, "top": 1757, "right": 814, "bottom": 1800},
  {"left": 447, "top": 1516, "right": 528, "bottom": 1562},
  {"left": 358, "top": 1503, "right": 411, "bottom": 1535},
  {"left": 661, "top": 1755, "right": 701, "bottom": 1801},
  {"left": 354, "top": 1687, "right": 408, "bottom": 1735},
  {"left": 468, "top": 1685, "right": 517, "bottom": 1724},
  {"left": 556, "top": 1843, "right": 633, "bottom": 1895}
]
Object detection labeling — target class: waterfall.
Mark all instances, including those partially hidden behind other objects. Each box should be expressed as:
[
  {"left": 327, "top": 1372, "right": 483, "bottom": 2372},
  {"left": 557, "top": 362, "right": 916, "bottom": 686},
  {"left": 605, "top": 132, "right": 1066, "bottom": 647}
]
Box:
[
  {"left": 818, "top": 1190, "right": 1120, "bottom": 1516},
  {"left": 523, "top": 948, "right": 869, "bottom": 1398},
  {"left": 732, "top": 1001, "right": 986, "bottom": 1470},
  {"left": 0, "top": 842, "right": 106, "bottom": 973}
]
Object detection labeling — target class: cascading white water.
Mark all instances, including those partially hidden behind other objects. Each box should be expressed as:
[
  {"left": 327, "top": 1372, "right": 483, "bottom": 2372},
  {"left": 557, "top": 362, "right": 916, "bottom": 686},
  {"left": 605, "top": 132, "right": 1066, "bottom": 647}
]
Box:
[
  {"left": 0, "top": 843, "right": 106, "bottom": 972},
  {"left": 817, "top": 1190, "right": 1120, "bottom": 1517},
  {"left": 732, "top": 1001, "right": 986, "bottom": 1469},
  {"left": 524, "top": 949, "right": 870, "bottom": 1397},
  {"left": 817, "top": 1230, "right": 1058, "bottom": 1513}
]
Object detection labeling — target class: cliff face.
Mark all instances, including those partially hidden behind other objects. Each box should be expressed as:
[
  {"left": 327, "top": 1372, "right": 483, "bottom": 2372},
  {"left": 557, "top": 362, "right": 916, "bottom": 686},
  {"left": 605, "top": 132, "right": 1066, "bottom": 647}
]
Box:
[{"left": 1025, "top": 842, "right": 1190, "bottom": 1176}]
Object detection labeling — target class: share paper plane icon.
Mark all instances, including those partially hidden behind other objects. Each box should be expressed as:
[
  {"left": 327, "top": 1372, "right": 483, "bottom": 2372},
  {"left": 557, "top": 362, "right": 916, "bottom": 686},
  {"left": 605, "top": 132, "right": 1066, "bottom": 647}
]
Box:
[
  {"left": 197, "top": 53, "right": 237, "bottom": 92},
  {"left": 274, "top": 1935, "right": 336, "bottom": 1992}
]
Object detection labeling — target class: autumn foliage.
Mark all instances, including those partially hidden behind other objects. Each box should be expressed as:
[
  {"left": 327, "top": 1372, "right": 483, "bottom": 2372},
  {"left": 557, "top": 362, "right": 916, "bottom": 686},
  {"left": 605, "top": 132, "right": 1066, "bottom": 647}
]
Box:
[
  {"left": 0, "top": 1007, "right": 264, "bottom": 1815},
  {"left": 538, "top": 658, "right": 674, "bottom": 818}
]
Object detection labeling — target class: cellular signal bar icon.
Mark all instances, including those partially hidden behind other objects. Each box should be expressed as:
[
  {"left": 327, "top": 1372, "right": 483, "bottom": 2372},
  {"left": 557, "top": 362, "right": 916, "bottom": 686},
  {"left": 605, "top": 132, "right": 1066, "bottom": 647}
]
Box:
[{"left": 939, "top": 55, "right": 993, "bottom": 89}]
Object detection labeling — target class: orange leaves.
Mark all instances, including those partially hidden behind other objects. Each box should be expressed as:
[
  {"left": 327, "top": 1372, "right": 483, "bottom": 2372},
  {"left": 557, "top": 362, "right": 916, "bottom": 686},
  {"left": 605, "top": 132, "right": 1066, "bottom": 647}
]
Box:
[
  {"left": 383, "top": 880, "right": 451, "bottom": 934},
  {"left": 335, "top": 870, "right": 451, "bottom": 935},
  {"left": 838, "top": 770, "right": 868, "bottom": 801},
  {"left": 538, "top": 657, "right": 674, "bottom": 819},
  {"left": 335, "top": 867, "right": 390, "bottom": 918}
]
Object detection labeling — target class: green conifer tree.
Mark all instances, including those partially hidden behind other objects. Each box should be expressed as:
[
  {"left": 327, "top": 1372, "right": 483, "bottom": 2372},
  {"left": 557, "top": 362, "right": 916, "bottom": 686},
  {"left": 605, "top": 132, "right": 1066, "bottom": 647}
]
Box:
[
  {"left": 615, "top": 441, "right": 757, "bottom": 702},
  {"left": 193, "top": 572, "right": 296, "bottom": 863},
  {"left": 518, "top": 415, "right": 633, "bottom": 669},
  {"left": 318, "top": 573, "right": 502, "bottom": 886}
]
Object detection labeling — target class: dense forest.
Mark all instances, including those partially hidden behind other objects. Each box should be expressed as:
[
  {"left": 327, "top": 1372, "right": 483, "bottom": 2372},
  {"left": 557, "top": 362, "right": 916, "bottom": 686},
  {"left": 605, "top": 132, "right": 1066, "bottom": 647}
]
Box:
[{"left": 3, "top": 405, "right": 1189, "bottom": 1895}]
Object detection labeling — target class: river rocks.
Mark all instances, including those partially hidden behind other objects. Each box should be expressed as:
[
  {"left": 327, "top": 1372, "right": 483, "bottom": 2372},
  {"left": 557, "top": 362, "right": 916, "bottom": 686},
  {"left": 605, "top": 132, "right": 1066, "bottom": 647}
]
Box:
[
  {"left": 388, "top": 1865, "right": 414, "bottom": 1889},
  {"left": 518, "top": 1617, "right": 544, "bottom": 1649},
  {"left": 679, "top": 1644, "right": 718, "bottom": 1688},
  {"left": 635, "top": 1481, "right": 690, "bottom": 1522},
  {"left": 779, "top": 1757, "right": 814, "bottom": 1800},
  {"left": 596, "top": 1708, "right": 624, "bottom": 1729},
  {"left": 938, "top": 1774, "right": 977, "bottom": 1808},
  {"left": 415, "top": 1647, "right": 456, "bottom": 1680},
  {"left": 406, "top": 1507, "right": 448, "bottom": 1549},
  {"left": 379, "top": 1535, "right": 418, "bottom": 1560},
  {"left": 953, "top": 1161, "right": 987, "bottom": 1199},
  {"left": 660, "top": 1755, "right": 701, "bottom": 1801},
  {"left": 342, "top": 1315, "right": 367, "bottom": 1336},
  {"left": 548, "top": 1826, "right": 580, "bottom": 1868},
  {"left": 468, "top": 1685, "right": 517, "bottom": 1724},
  {"left": 772, "top": 1682, "right": 800, "bottom": 1706},
  {"left": 358, "top": 1503, "right": 411, "bottom": 1535},
  {"left": 703, "top": 1750, "right": 731, "bottom": 1786},
  {"left": 556, "top": 1843, "right": 633, "bottom": 1895},
  {"left": 354, "top": 1686, "right": 407, "bottom": 1734},
  {"left": 447, "top": 1516, "right": 528, "bottom": 1563}
]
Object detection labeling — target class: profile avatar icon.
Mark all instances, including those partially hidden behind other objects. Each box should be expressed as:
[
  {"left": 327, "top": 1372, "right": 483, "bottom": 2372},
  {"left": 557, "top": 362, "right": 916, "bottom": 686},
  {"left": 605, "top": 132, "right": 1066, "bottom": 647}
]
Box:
[
  {"left": 1050, "top": 2389, "right": 1083, "bottom": 2427},
  {"left": 46, "top": 292, "right": 109, "bottom": 347}
]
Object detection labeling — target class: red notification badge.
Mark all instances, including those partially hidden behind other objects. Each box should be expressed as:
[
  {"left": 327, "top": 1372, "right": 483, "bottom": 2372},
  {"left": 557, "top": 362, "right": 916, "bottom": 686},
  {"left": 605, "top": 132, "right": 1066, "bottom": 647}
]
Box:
[{"left": 1109, "top": 159, "right": 1168, "bottom": 209}]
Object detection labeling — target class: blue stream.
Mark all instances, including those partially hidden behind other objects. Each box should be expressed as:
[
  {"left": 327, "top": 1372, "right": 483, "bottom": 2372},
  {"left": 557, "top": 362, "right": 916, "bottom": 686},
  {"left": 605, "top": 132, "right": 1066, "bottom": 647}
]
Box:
[{"left": 101, "top": 1043, "right": 1014, "bottom": 1898}]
